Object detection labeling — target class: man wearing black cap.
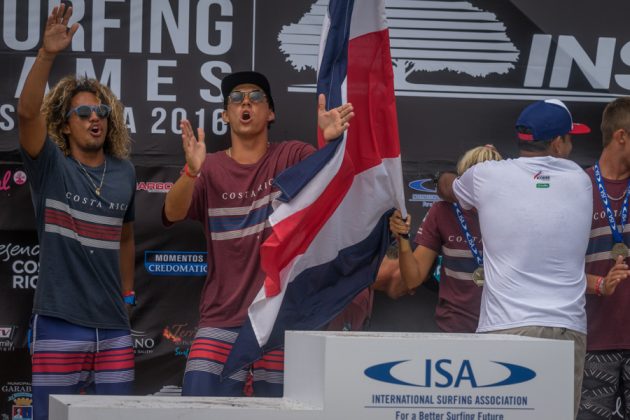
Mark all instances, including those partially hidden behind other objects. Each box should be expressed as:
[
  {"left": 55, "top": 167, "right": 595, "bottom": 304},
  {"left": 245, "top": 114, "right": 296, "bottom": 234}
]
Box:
[
  {"left": 578, "top": 98, "right": 630, "bottom": 420},
  {"left": 437, "top": 99, "right": 593, "bottom": 419},
  {"left": 163, "top": 71, "right": 354, "bottom": 397}
]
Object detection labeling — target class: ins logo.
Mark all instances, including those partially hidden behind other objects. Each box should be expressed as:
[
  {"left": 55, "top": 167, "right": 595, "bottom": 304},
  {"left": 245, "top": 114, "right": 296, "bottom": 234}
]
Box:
[
  {"left": 280, "top": 0, "right": 627, "bottom": 102},
  {"left": 364, "top": 359, "right": 536, "bottom": 388}
]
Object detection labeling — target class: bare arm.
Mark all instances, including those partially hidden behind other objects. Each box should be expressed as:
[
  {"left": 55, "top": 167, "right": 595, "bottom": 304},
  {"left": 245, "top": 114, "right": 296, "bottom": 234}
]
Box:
[
  {"left": 389, "top": 209, "right": 440, "bottom": 291},
  {"left": 399, "top": 240, "right": 439, "bottom": 290},
  {"left": 17, "top": 4, "right": 79, "bottom": 158},
  {"left": 436, "top": 172, "right": 458, "bottom": 203},
  {"left": 373, "top": 255, "right": 410, "bottom": 299},
  {"left": 163, "top": 119, "right": 206, "bottom": 222}
]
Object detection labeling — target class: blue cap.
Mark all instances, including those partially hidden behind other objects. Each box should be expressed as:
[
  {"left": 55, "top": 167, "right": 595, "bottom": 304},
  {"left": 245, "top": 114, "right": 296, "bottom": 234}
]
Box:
[{"left": 516, "top": 99, "right": 590, "bottom": 141}]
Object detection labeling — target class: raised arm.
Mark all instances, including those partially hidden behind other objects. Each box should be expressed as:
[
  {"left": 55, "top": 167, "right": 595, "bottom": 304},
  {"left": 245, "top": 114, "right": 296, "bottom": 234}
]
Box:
[
  {"left": 163, "top": 119, "right": 207, "bottom": 222},
  {"left": 17, "top": 4, "right": 79, "bottom": 158},
  {"left": 389, "top": 210, "right": 439, "bottom": 290}
]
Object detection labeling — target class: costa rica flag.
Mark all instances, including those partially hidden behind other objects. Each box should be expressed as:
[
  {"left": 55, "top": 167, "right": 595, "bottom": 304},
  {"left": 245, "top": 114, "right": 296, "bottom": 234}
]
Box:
[{"left": 223, "top": 0, "right": 406, "bottom": 378}]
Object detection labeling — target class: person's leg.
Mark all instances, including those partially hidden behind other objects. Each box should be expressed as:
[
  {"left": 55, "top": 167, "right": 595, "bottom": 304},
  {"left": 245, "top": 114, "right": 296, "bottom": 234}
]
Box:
[
  {"left": 621, "top": 350, "right": 630, "bottom": 419},
  {"left": 31, "top": 315, "right": 96, "bottom": 420},
  {"left": 488, "top": 326, "right": 585, "bottom": 419},
  {"left": 563, "top": 329, "right": 586, "bottom": 419},
  {"left": 92, "top": 327, "right": 134, "bottom": 395},
  {"left": 251, "top": 348, "right": 284, "bottom": 397},
  {"left": 182, "top": 327, "right": 248, "bottom": 396},
  {"left": 577, "top": 350, "right": 622, "bottom": 419}
]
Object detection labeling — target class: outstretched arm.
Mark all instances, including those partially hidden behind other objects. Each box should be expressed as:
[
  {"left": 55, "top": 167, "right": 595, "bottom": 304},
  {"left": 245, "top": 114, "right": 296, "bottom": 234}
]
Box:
[
  {"left": 17, "top": 4, "right": 79, "bottom": 158},
  {"left": 317, "top": 93, "right": 355, "bottom": 142},
  {"left": 390, "top": 209, "right": 439, "bottom": 290},
  {"left": 163, "top": 119, "right": 207, "bottom": 222}
]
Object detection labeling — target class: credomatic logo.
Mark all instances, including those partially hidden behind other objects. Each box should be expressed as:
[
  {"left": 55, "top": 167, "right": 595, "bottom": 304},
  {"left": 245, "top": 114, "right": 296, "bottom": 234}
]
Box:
[
  {"left": 279, "top": 0, "right": 624, "bottom": 102},
  {"left": 364, "top": 358, "right": 536, "bottom": 388}
]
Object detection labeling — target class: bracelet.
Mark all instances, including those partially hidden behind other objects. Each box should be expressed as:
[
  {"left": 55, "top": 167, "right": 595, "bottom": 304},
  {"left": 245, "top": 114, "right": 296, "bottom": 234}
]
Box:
[
  {"left": 184, "top": 163, "right": 199, "bottom": 179},
  {"left": 595, "top": 276, "right": 604, "bottom": 296},
  {"left": 123, "top": 290, "right": 136, "bottom": 306}
]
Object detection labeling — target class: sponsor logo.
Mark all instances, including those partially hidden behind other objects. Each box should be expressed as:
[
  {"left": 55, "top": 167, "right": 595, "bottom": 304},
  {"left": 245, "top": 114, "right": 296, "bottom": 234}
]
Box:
[
  {"left": 0, "top": 326, "right": 16, "bottom": 352},
  {"left": 408, "top": 179, "right": 440, "bottom": 207},
  {"left": 0, "top": 243, "right": 39, "bottom": 290},
  {"left": 163, "top": 323, "right": 196, "bottom": 358},
  {"left": 131, "top": 330, "right": 157, "bottom": 355},
  {"left": 533, "top": 171, "right": 550, "bottom": 181},
  {"left": 533, "top": 171, "right": 551, "bottom": 188},
  {"left": 12, "top": 171, "right": 26, "bottom": 186},
  {"left": 144, "top": 251, "right": 207, "bottom": 276},
  {"left": 0, "top": 170, "right": 27, "bottom": 192},
  {"left": 4, "top": 383, "right": 32, "bottom": 420},
  {"left": 136, "top": 181, "right": 174, "bottom": 193},
  {"left": 364, "top": 358, "right": 536, "bottom": 388},
  {"left": 280, "top": 0, "right": 625, "bottom": 102}
]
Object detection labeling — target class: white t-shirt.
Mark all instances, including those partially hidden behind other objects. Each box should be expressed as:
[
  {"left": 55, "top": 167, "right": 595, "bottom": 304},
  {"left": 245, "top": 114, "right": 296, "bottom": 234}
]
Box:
[{"left": 453, "top": 156, "right": 592, "bottom": 334}]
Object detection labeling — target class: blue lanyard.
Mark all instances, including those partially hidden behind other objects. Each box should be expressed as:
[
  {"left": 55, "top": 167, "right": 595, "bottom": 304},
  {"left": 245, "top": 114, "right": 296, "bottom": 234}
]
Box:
[
  {"left": 593, "top": 162, "right": 630, "bottom": 244},
  {"left": 452, "top": 203, "right": 483, "bottom": 267}
]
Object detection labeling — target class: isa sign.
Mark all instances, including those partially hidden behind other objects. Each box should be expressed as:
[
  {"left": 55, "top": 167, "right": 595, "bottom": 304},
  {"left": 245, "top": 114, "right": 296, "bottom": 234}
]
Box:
[{"left": 284, "top": 332, "right": 573, "bottom": 419}]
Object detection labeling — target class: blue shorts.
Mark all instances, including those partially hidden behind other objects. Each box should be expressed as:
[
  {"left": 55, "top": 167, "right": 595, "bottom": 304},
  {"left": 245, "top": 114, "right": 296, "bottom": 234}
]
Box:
[
  {"left": 182, "top": 326, "right": 284, "bottom": 397},
  {"left": 31, "top": 315, "right": 134, "bottom": 420}
]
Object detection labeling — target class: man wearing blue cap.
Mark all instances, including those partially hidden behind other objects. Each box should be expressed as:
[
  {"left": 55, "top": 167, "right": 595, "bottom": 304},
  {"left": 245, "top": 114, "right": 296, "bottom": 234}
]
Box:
[
  {"left": 437, "top": 99, "right": 593, "bottom": 419},
  {"left": 163, "top": 71, "right": 354, "bottom": 398},
  {"left": 579, "top": 98, "right": 630, "bottom": 420}
]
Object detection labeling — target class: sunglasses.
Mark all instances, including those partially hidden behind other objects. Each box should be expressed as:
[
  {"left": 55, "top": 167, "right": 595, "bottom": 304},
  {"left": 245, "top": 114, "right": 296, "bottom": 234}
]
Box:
[
  {"left": 228, "top": 90, "right": 266, "bottom": 104},
  {"left": 65, "top": 104, "right": 112, "bottom": 120}
]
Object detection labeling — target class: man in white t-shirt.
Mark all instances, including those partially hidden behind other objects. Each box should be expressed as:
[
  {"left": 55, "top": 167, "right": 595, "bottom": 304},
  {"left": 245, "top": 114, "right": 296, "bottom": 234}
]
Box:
[{"left": 437, "top": 99, "right": 593, "bottom": 419}]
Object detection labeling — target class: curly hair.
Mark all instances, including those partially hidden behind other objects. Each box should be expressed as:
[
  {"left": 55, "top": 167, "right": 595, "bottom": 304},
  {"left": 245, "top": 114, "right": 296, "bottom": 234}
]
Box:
[{"left": 41, "top": 76, "right": 130, "bottom": 159}]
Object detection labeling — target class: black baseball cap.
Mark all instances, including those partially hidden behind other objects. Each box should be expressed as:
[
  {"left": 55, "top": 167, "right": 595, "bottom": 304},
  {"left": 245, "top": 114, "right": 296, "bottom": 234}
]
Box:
[{"left": 221, "top": 71, "right": 274, "bottom": 111}]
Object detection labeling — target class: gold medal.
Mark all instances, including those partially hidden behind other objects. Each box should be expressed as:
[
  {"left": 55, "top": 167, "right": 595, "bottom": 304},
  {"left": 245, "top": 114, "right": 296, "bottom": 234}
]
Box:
[
  {"left": 611, "top": 242, "right": 629, "bottom": 260},
  {"left": 472, "top": 267, "right": 484, "bottom": 287}
]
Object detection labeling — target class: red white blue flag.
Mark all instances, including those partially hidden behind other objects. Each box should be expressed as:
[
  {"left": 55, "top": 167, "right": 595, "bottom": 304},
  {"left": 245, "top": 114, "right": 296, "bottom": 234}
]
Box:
[{"left": 223, "top": 0, "right": 406, "bottom": 378}]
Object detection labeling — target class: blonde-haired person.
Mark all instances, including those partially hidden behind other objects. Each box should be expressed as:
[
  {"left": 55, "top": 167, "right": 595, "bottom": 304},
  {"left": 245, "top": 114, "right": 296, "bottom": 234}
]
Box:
[
  {"left": 389, "top": 145, "right": 502, "bottom": 332},
  {"left": 17, "top": 5, "right": 135, "bottom": 420}
]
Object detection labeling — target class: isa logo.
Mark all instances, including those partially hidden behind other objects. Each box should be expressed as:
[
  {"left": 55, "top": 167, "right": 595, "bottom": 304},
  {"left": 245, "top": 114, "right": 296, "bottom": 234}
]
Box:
[{"left": 365, "top": 358, "right": 536, "bottom": 388}]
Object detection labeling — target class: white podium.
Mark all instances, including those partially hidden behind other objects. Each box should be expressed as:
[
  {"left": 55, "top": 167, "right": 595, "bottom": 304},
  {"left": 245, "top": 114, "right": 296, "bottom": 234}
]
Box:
[{"left": 50, "top": 331, "right": 573, "bottom": 420}]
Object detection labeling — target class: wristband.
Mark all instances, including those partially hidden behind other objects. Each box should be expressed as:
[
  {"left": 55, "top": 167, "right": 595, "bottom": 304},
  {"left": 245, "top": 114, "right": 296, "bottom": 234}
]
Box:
[
  {"left": 123, "top": 290, "right": 136, "bottom": 306},
  {"left": 595, "top": 277, "right": 604, "bottom": 296},
  {"left": 184, "top": 163, "right": 199, "bottom": 179}
]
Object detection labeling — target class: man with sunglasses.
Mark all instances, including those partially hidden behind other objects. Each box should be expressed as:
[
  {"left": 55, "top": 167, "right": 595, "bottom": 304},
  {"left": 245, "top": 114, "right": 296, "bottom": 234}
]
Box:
[
  {"left": 163, "top": 70, "right": 354, "bottom": 397},
  {"left": 17, "top": 5, "right": 135, "bottom": 419}
]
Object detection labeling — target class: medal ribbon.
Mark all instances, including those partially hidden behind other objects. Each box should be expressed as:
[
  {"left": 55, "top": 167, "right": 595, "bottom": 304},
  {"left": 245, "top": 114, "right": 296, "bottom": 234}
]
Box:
[
  {"left": 452, "top": 203, "right": 483, "bottom": 267},
  {"left": 593, "top": 162, "right": 630, "bottom": 244}
]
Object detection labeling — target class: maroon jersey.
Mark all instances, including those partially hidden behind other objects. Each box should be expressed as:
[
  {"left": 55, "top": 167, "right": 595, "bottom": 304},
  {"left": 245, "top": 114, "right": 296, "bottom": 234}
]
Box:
[
  {"left": 584, "top": 167, "right": 630, "bottom": 351},
  {"left": 187, "top": 141, "right": 315, "bottom": 328},
  {"left": 415, "top": 200, "right": 483, "bottom": 333}
]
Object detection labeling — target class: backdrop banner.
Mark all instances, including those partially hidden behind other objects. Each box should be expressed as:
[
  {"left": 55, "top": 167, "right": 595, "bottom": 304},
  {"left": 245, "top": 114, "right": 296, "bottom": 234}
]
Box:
[{"left": 1, "top": 1, "right": 627, "bottom": 418}]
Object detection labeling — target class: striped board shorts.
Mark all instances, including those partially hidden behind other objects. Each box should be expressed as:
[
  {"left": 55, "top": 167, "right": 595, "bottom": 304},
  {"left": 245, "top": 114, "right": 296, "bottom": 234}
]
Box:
[
  {"left": 182, "top": 326, "right": 284, "bottom": 397},
  {"left": 30, "top": 315, "right": 134, "bottom": 420}
]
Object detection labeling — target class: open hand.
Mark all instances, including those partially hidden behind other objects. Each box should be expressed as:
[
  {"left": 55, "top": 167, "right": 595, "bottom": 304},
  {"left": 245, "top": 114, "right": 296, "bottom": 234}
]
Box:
[
  {"left": 43, "top": 4, "right": 79, "bottom": 55},
  {"left": 180, "top": 119, "right": 206, "bottom": 175},
  {"left": 317, "top": 93, "right": 354, "bottom": 142}
]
